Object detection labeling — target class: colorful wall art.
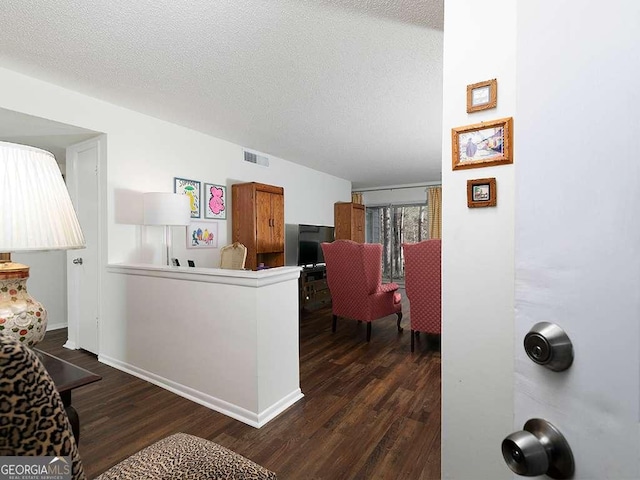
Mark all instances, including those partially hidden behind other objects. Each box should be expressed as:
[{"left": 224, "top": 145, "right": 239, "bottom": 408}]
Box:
[
  {"left": 204, "top": 183, "right": 227, "bottom": 219},
  {"left": 187, "top": 222, "right": 218, "bottom": 249},
  {"left": 174, "top": 177, "right": 201, "bottom": 218}
]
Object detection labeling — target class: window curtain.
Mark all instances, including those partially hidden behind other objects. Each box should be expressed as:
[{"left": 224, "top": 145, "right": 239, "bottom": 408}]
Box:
[
  {"left": 351, "top": 192, "right": 363, "bottom": 204},
  {"left": 427, "top": 186, "right": 442, "bottom": 239}
]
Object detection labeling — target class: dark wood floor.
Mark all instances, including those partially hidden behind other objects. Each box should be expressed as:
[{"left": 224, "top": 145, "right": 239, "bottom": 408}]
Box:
[{"left": 38, "top": 299, "right": 441, "bottom": 480}]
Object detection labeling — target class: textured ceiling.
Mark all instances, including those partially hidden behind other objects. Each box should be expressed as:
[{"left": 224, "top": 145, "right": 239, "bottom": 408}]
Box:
[{"left": 0, "top": 0, "right": 443, "bottom": 188}]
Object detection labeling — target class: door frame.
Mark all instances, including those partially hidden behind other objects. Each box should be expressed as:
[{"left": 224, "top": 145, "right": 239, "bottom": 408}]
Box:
[{"left": 64, "top": 134, "right": 107, "bottom": 353}]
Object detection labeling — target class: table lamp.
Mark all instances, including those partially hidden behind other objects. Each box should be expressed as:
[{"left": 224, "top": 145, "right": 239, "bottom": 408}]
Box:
[
  {"left": 143, "top": 193, "right": 191, "bottom": 266},
  {"left": 0, "top": 141, "right": 85, "bottom": 346}
]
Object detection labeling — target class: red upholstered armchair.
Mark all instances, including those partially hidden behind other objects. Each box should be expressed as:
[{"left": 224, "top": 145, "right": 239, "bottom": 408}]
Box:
[
  {"left": 402, "top": 239, "right": 441, "bottom": 352},
  {"left": 321, "top": 240, "right": 402, "bottom": 341}
]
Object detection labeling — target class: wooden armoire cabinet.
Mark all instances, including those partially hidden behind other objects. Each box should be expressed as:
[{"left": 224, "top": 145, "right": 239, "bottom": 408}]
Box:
[
  {"left": 232, "top": 182, "right": 285, "bottom": 270},
  {"left": 334, "top": 202, "right": 365, "bottom": 243}
]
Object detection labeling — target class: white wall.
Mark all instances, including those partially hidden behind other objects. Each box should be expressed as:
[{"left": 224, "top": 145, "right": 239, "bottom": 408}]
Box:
[
  {"left": 0, "top": 66, "right": 350, "bottom": 371},
  {"left": 13, "top": 251, "right": 67, "bottom": 330},
  {"left": 0, "top": 66, "right": 351, "bottom": 268},
  {"left": 441, "top": 0, "right": 516, "bottom": 479},
  {"left": 360, "top": 185, "right": 433, "bottom": 206},
  {"left": 102, "top": 265, "right": 302, "bottom": 427},
  {"left": 158, "top": 150, "right": 352, "bottom": 267},
  {"left": 107, "top": 115, "right": 351, "bottom": 268}
]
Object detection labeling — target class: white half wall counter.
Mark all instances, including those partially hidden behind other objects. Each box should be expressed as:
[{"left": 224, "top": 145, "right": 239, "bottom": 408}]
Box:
[{"left": 102, "top": 263, "right": 303, "bottom": 428}]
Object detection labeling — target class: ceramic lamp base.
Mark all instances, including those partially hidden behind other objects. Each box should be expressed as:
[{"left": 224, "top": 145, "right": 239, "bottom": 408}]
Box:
[{"left": 0, "top": 262, "right": 47, "bottom": 346}]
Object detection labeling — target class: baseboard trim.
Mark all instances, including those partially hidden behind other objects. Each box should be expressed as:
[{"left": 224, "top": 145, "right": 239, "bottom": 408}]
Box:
[
  {"left": 257, "top": 389, "right": 305, "bottom": 426},
  {"left": 98, "top": 354, "right": 302, "bottom": 428},
  {"left": 47, "top": 322, "right": 67, "bottom": 331}
]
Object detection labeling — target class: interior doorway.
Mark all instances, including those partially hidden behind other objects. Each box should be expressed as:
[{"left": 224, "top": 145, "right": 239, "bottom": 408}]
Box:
[
  {"left": 0, "top": 107, "right": 102, "bottom": 349},
  {"left": 365, "top": 204, "right": 428, "bottom": 284},
  {"left": 65, "top": 136, "right": 104, "bottom": 354}
]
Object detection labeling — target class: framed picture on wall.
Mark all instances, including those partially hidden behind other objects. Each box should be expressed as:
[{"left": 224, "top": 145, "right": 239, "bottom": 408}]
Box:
[
  {"left": 467, "top": 78, "right": 497, "bottom": 113},
  {"left": 467, "top": 177, "right": 497, "bottom": 208},
  {"left": 452, "top": 117, "right": 513, "bottom": 170},
  {"left": 187, "top": 222, "right": 218, "bottom": 248},
  {"left": 204, "top": 183, "right": 227, "bottom": 220},
  {"left": 174, "top": 177, "right": 201, "bottom": 218}
]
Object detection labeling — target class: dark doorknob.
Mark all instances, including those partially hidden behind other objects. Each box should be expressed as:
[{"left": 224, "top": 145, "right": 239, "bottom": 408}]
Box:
[{"left": 502, "top": 419, "right": 574, "bottom": 478}]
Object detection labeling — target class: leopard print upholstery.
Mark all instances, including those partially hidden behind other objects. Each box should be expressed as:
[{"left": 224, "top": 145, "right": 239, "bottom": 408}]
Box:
[
  {"left": 95, "top": 433, "right": 277, "bottom": 479},
  {"left": 0, "top": 334, "right": 86, "bottom": 480}
]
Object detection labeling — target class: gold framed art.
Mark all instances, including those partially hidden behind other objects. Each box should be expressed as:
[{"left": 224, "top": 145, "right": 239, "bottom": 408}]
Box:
[
  {"left": 467, "top": 178, "right": 497, "bottom": 208},
  {"left": 467, "top": 79, "right": 497, "bottom": 113},
  {"left": 452, "top": 117, "right": 513, "bottom": 170}
]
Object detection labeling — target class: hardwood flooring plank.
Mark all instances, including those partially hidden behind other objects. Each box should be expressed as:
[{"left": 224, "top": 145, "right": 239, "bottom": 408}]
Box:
[{"left": 36, "top": 294, "right": 440, "bottom": 479}]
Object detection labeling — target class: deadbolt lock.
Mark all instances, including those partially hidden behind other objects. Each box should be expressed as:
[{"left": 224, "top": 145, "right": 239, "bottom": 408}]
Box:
[{"left": 524, "top": 322, "right": 573, "bottom": 371}]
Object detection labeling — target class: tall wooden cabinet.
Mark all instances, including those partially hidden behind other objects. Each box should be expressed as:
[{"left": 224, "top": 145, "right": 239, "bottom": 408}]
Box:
[
  {"left": 334, "top": 202, "right": 365, "bottom": 243},
  {"left": 232, "top": 182, "right": 285, "bottom": 270}
]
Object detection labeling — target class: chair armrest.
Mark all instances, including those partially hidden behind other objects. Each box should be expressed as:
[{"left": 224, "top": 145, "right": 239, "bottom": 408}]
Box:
[{"left": 379, "top": 282, "right": 399, "bottom": 293}]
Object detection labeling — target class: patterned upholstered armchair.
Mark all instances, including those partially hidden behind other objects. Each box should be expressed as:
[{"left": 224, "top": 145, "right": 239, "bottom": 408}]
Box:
[
  {"left": 0, "top": 334, "right": 277, "bottom": 480},
  {"left": 321, "top": 240, "right": 402, "bottom": 341},
  {"left": 402, "top": 239, "right": 441, "bottom": 352}
]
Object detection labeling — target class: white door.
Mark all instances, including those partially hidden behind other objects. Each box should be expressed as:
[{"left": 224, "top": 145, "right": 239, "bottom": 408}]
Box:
[
  {"left": 65, "top": 136, "right": 104, "bottom": 354},
  {"left": 513, "top": 2, "right": 640, "bottom": 478}
]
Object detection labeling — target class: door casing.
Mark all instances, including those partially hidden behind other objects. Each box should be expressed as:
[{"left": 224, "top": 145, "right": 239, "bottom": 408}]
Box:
[{"left": 64, "top": 135, "right": 106, "bottom": 354}]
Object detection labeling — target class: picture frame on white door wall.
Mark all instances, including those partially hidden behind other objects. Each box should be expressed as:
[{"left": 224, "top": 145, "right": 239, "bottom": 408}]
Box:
[
  {"left": 452, "top": 117, "right": 513, "bottom": 170},
  {"left": 467, "top": 177, "right": 497, "bottom": 208},
  {"left": 467, "top": 78, "right": 498, "bottom": 113}
]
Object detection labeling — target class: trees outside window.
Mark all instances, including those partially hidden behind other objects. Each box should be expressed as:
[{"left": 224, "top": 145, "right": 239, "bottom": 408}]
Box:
[{"left": 365, "top": 204, "right": 428, "bottom": 283}]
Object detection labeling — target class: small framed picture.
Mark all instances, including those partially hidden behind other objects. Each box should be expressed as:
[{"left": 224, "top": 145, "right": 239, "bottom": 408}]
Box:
[
  {"left": 467, "top": 79, "right": 497, "bottom": 113},
  {"left": 174, "top": 177, "right": 201, "bottom": 218},
  {"left": 204, "top": 183, "right": 227, "bottom": 220},
  {"left": 452, "top": 117, "right": 513, "bottom": 170},
  {"left": 187, "top": 222, "right": 218, "bottom": 248},
  {"left": 467, "top": 178, "right": 497, "bottom": 208}
]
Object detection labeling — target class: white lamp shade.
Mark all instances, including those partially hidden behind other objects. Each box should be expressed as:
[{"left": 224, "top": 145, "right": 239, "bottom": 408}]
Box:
[
  {"left": 143, "top": 192, "right": 191, "bottom": 226},
  {"left": 0, "top": 141, "right": 85, "bottom": 252}
]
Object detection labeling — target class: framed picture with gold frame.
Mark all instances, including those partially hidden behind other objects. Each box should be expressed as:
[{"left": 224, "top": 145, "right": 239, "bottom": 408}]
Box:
[
  {"left": 467, "top": 178, "right": 497, "bottom": 208},
  {"left": 452, "top": 117, "right": 513, "bottom": 170},
  {"left": 467, "top": 79, "right": 497, "bottom": 113}
]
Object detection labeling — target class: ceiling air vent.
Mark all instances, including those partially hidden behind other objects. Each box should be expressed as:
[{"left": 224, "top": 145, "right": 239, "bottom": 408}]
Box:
[{"left": 243, "top": 149, "right": 269, "bottom": 167}]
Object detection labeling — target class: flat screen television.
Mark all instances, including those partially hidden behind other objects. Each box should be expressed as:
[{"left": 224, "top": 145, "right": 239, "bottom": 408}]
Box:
[{"left": 296, "top": 224, "right": 335, "bottom": 267}]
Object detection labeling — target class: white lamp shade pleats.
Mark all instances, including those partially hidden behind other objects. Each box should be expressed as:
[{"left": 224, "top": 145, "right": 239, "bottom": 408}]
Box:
[
  {"left": 143, "top": 193, "right": 191, "bottom": 226},
  {"left": 0, "top": 141, "right": 85, "bottom": 252}
]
